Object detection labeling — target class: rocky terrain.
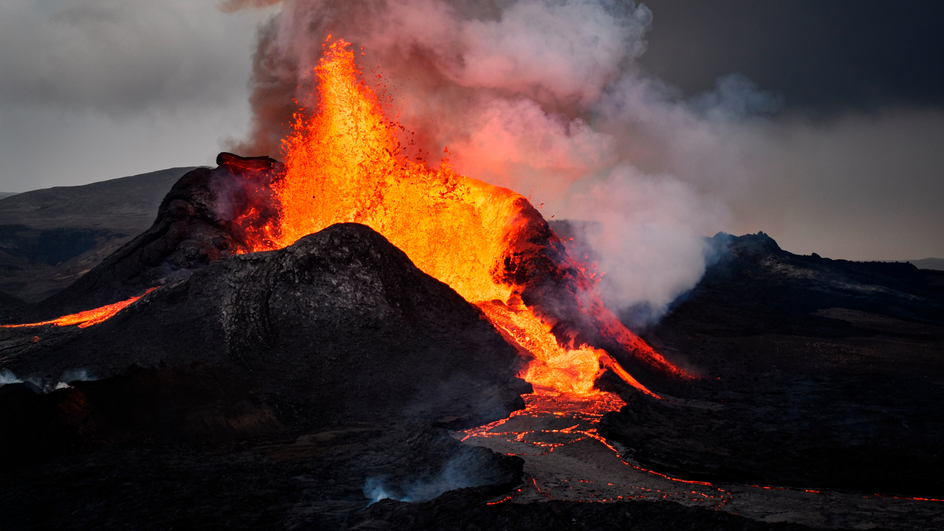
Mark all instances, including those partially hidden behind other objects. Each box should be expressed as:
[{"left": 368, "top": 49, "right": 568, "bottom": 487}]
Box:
[
  {"left": 25, "top": 154, "right": 280, "bottom": 319},
  {"left": 0, "top": 157, "right": 531, "bottom": 529},
  {"left": 1, "top": 159, "right": 941, "bottom": 529},
  {"left": 0, "top": 221, "right": 529, "bottom": 529},
  {"left": 601, "top": 233, "right": 944, "bottom": 498}
]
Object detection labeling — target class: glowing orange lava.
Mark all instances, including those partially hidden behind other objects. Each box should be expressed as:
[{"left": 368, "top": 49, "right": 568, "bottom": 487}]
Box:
[
  {"left": 2, "top": 288, "right": 158, "bottom": 329},
  {"left": 240, "top": 38, "right": 686, "bottom": 398}
]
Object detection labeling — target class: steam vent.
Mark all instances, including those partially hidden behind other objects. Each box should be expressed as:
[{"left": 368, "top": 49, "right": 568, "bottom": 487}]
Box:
[{"left": 1, "top": 38, "right": 943, "bottom": 531}]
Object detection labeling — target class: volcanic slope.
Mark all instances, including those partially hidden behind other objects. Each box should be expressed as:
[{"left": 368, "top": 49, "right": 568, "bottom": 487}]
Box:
[
  {"left": 0, "top": 221, "right": 530, "bottom": 529},
  {"left": 3, "top": 170, "right": 935, "bottom": 528},
  {"left": 27, "top": 154, "right": 278, "bottom": 318},
  {"left": 0, "top": 167, "right": 191, "bottom": 303},
  {"left": 601, "top": 232, "right": 944, "bottom": 498},
  {"left": 4, "top": 222, "right": 529, "bottom": 426},
  {"left": 16, "top": 151, "right": 685, "bottom": 399}
]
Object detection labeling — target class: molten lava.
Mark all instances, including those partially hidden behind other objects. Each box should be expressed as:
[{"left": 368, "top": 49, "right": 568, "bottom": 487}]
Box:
[
  {"left": 237, "top": 38, "right": 687, "bottom": 398},
  {"left": 2, "top": 288, "right": 158, "bottom": 329}
]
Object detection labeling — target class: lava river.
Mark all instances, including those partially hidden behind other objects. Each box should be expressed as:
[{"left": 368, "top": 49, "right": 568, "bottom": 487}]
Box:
[{"left": 457, "top": 389, "right": 941, "bottom": 529}]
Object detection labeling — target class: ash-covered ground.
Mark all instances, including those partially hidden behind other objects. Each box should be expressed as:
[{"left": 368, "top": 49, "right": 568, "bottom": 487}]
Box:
[{"left": 1, "top": 159, "right": 942, "bottom": 530}]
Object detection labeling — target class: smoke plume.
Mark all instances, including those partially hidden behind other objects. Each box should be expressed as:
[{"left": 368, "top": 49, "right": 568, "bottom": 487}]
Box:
[
  {"left": 363, "top": 452, "right": 497, "bottom": 504},
  {"left": 227, "top": 0, "right": 781, "bottom": 324},
  {"left": 218, "top": 0, "right": 283, "bottom": 14},
  {"left": 0, "top": 369, "right": 22, "bottom": 387}
]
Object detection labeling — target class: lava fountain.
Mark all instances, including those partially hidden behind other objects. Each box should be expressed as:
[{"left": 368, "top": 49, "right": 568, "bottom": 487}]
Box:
[{"left": 239, "top": 38, "right": 689, "bottom": 399}]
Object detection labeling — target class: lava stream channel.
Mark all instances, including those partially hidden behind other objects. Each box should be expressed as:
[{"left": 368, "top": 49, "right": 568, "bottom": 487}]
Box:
[{"left": 458, "top": 389, "right": 944, "bottom": 530}]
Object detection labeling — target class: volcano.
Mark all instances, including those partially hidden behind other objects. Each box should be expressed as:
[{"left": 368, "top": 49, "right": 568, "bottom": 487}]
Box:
[
  {"left": 229, "top": 39, "right": 688, "bottom": 398},
  {"left": 8, "top": 222, "right": 534, "bottom": 426},
  {"left": 1, "top": 37, "right": 943, "bottom": 531},
  {"left": 20, "top": 39, "right": 688, "bottom": 403}
]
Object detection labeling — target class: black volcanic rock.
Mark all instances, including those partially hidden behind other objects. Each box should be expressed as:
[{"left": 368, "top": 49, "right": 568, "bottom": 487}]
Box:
[
  {"left": 0, "top": 290, "right": 25, "bottom": 321},
  {"left": 600, "top": 381, "right": 944, "bottom": 496},
  {"left": 0, "top": 222, "right": 528, "bottom": 530},
  {"left": 12, "top": 153, "right": 680, "bottom": 390},
  {"left": 9, "top": 223, "right": 528, "bottom": 427},
  {"left": 600, "top": 232, "right": 944, "bottom": 498},
  {"left": 0, "top": 364, "right": 284, "bottom": 461},
  {"left": 2, "top": 208, "right": 935, "bottom": 527},
  {"left": 666, "top": 231, "right": 944, "bottom": 337},
  {"left": 3, "top": 153, "right": 679, "bottom": 399},
  {"left": 354, "top": 496, "right": 817, "bottom": 531}
]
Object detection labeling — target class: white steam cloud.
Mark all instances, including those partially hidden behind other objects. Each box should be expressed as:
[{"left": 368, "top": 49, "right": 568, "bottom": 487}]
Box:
[
  {"left": 49, "top": 368, "right": 94, "bottom": 392},
  {"left": 230, "top": 0, "right": 783, "bottom": 324},
  {"left": 363, "top": 453, "right": 493, "bottom": 504},
  {"left": 568, "top": 166, "right": 729, "bottom": 324},
  {"left": 0, "top": 369, "right": 23, "bottom": 387},
  {"left": 0, "top": 368, "right": 94, "bottom": 393}
]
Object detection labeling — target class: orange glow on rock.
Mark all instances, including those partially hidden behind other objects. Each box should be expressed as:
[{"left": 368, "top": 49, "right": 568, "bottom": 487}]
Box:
[
  {"left": 238, "top": 38, "right": 687, "bottom": 398},
  {"left": 2, "top": 288, "right": 158, "bottom": 329}
]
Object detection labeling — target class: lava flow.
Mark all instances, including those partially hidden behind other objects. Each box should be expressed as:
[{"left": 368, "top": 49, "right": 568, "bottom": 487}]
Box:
[
  {"left": 459, "top": 388, "right": 734, "bottom": 507},
  {"left": 2, "top": 288, "right": 158, "bottom": 329},
  {"left": 237, "top": 37, "right": 688, "bottom": 400}
]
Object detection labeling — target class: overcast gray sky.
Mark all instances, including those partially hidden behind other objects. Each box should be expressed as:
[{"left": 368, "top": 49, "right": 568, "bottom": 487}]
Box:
[
  {"left": 0, "top": 1, "right": 270, "bottom": 191},
  {"left": 0, "top": 0, "right": 941, "bottom": 262},
  {"left": 635, "top": 0, "right": 944, "bottom": 261}
]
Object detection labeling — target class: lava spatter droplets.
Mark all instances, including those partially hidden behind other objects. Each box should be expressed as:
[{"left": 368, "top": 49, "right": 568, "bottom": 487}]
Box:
[{"left": 233, "top": 37, "right": 686, "bottom": 399}]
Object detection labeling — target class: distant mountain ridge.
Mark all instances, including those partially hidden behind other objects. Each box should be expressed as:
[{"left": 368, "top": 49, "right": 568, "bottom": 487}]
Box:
[
  {"left": 0, "top": 167, "right": 193, "bottom": 302},
  {"left": 910, "top": 257, "right": 944, "bottom": 271}
]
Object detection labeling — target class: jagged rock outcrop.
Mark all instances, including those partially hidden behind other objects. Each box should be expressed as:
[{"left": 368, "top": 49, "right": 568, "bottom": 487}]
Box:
[{"left": 674, "top": 231, "right": 944, "bottom": 335}]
